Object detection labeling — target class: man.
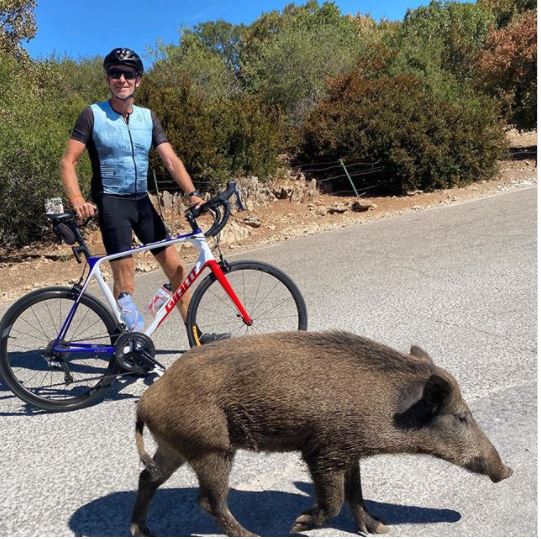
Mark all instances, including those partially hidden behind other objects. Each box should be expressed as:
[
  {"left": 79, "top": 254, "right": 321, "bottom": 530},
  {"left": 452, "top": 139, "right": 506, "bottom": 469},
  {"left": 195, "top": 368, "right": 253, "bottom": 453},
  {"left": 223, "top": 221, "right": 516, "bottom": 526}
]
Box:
[{"left": 60, "top": 47, "right": 218, "bottom": 343}]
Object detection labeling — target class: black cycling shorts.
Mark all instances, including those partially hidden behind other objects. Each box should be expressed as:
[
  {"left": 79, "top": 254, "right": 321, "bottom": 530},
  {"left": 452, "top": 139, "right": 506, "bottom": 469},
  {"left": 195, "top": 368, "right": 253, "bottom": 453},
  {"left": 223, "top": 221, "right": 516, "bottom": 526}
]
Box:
[{"left": 96, "top": 194, "right": 168, "bottom": 257}]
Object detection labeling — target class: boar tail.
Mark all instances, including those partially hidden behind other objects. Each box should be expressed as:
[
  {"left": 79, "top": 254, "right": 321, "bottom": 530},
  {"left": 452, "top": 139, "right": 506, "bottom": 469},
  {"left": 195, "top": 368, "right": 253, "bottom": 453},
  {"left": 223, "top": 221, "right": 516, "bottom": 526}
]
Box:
[{"left": 135, "top": 414, "right": 160, "bottom": 479}]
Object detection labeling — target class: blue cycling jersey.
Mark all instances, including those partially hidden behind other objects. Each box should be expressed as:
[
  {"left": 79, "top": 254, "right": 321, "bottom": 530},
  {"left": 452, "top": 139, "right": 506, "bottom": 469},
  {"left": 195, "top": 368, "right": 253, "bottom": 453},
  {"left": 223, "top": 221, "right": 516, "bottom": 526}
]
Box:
[{"left": 71, "top": 101, "right": 168, "bottom": 199}]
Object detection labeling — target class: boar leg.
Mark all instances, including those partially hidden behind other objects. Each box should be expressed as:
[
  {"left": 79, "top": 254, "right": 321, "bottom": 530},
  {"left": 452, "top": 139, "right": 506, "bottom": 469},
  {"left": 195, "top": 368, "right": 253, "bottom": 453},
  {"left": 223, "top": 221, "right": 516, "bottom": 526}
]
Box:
[
  {"left": 190, "top": 450, "right": 257, "bottom": 537},
  {"left": 131, "top": 446, "right": 185, "bottom": 537},
  {"left": 291, "top": 459, "right": 345, "bottom": 533},
  {"left": 344, "top": 462, "right": 389, "bottom": 535}
]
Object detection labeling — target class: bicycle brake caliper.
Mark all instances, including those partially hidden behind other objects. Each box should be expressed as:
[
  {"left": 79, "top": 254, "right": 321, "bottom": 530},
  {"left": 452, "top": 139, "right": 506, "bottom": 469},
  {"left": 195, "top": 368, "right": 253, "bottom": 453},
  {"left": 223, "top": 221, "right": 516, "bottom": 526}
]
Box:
[{"left": 219, "top": 257, "right": 231, "bottom": 273}]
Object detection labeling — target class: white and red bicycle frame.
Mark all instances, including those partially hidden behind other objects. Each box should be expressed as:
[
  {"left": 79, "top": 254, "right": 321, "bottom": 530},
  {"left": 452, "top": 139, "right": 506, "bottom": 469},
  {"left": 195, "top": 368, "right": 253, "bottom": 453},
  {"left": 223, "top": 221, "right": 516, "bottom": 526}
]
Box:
[{"left": 77, "top": 229, "right": 253, "bottom": 340}]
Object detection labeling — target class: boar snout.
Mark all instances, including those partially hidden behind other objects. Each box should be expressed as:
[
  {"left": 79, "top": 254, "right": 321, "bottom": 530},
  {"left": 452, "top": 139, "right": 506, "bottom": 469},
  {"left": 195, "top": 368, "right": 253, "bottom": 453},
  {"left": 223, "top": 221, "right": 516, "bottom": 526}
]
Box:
[
  {"left": 490, "top": 463, "right": 513, "bottom": 483},
  {"left": 465, "top": 456, "right": 513, "bottom": 483}
]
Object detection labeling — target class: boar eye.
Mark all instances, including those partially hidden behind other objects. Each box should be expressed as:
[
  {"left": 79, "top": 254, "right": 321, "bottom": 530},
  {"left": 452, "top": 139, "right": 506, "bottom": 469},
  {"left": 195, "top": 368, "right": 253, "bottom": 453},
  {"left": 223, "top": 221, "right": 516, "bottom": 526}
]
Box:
[{"left": 455, "top": 412, "right": 468, "bottom": 424}]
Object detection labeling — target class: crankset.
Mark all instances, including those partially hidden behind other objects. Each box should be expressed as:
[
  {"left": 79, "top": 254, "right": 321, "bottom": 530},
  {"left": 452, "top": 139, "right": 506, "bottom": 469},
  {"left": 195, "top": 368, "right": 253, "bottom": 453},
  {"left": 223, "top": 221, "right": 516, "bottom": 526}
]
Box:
[{"left": 115, "top": 332, "right": 158, "bottom": 375}]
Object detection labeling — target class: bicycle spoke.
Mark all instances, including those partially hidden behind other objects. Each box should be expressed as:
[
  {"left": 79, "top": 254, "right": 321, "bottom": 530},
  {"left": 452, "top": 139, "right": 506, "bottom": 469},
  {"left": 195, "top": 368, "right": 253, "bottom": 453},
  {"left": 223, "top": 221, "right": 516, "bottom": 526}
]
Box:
[
  {"left": 69, "top": 303, "right": 92, "bottom": 340},
  {"left": 44, "top": 299, "right": 61, "bottom": 339},
  {"left": 8, "top": 328, "right": 49, "bottom": 344},
  {"left": 247, "top": 270, "right": 264, "bottom": 316},
  {"left": 250, "top": 296, "right": 296, "bottom": 319},
  {"left": 249, "top": 279, "right": 281, "bottom": 318},
  {"left": 15, "top": 313, "right": 50, "bottom": 341}
]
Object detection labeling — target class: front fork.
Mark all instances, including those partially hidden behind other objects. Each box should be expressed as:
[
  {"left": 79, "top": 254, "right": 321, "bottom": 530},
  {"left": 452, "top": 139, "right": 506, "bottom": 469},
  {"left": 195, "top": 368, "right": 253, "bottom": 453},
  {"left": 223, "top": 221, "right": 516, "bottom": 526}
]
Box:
[{"left": 206, "top": 259, "right": 253, "bottom": 326}]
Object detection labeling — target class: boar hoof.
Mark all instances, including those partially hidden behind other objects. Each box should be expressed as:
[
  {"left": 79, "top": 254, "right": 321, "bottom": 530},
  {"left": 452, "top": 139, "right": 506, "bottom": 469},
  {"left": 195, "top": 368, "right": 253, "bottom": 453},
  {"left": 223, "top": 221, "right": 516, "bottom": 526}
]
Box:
[
  {"left": 355, "top": 508, "right": 390, "bottom": 535},
  {"left": 130, "top": 523, "right": 153, "bottom": 537},
  {"left": 290, "top": 510, "right": 319, "bottom": 533}
]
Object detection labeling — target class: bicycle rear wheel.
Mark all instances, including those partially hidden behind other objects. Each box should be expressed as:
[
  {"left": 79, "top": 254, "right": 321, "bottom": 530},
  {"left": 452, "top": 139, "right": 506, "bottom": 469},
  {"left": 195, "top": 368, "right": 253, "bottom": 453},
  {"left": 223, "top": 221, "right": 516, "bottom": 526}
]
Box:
[
  {"left": 186, "top": 260, "right": 307, "bottom": 347},
  {"left": 0, "top": 287, "right": 120, "bottom": 411}
]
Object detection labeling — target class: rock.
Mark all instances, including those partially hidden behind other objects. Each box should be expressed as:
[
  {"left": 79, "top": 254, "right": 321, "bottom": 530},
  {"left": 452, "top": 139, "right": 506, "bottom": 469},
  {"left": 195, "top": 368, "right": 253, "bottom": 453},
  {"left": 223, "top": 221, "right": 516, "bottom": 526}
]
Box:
[
  {"left": 274, "top": 187, "right": 291, "bottom": 200},
  {"left": 328, "top": 203, "right": 348, "bottom": 214},
  {"left": 351, "top": 201, "right": 374, "bottom": 212},
  {"left": 162, "top": 191, "right": 174, "bottom": 210},
  {"left": 219, "top": 220, "right": 250, "bottom": 246},
  {"left": 244, "top": 216, "right": 262, "bottom": 228},
  {"left": 236, "top": 176, "right": 276, "bottom": 208},
  {"left": 135, "top": 260, "right": 158, "bottom": 273},
  {"left": 290, "top": 186, "right": 303, "bottom": 203}
]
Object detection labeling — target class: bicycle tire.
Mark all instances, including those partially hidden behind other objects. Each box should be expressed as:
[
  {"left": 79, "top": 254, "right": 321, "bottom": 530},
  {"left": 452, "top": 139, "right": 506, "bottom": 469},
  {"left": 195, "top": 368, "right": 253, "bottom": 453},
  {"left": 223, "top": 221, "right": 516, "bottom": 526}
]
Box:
[
  {"left": 0, "top": 287, "right": 120, "bottom": 412},
  {"left": 186, "top": 260, "right": 307, "bottom": 347}
]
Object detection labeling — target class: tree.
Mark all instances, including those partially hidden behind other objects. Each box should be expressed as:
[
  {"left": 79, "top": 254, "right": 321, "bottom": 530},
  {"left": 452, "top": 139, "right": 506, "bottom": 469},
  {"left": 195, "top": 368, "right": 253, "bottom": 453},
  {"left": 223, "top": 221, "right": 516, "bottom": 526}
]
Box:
[
  {"left": 241, "top": 1, "right": 371, "bottom": 124},
  {"left": 478, "top": 0, "right": 536, "bottom": 27},
  {"left": 394, "top": 1, "right": 496, "bottom": 83},
  {"left": 476, "top": 10, "right": 536, "bottom": 129},
  {"left": 0, "top": 0, "right": 36, "bottom": 56},
  {"left": 182, "top": 20, "right": 246, "bottom": 76}
]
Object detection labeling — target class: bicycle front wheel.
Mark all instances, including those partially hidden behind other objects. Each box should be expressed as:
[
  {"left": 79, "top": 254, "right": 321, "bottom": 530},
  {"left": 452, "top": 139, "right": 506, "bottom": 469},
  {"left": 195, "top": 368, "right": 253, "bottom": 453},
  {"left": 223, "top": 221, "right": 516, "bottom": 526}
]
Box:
[
  {"left": 186, "top": 260, "right": 307, "bottom": 347},
  {"left": 0, "top": 287, "right": 119, "bottom": 412}
]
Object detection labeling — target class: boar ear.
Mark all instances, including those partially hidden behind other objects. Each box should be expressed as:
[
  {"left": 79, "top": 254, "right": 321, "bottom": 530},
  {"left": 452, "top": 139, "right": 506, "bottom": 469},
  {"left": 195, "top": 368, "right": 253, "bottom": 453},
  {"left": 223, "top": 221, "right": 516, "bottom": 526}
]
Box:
[
  {"left": 410, "top": 345, "right": 433, "bottom": 363},
  {"left": 423, "top": 374, "right": 452, "bottom": 408}
]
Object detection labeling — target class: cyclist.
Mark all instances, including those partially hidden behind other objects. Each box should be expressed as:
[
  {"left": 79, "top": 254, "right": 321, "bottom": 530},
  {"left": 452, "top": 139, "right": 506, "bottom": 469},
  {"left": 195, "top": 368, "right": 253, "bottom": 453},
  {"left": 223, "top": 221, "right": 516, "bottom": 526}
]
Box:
[{"left": 60, "top": 47, "right": 224, "bottom": 344}]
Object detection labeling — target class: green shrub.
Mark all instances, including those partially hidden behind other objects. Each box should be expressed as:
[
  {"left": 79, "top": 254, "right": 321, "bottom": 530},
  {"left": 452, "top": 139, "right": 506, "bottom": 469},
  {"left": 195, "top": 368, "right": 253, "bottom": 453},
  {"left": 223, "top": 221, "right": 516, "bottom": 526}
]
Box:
[
  {"left": 0, "top": 54, "right": 83, "bottom": 247},
  {"left": 138, "top": 62, "right": 283, "bottom": 190},
  {"left": 298, "top": 54, "right": 506, "bottom": 194}
]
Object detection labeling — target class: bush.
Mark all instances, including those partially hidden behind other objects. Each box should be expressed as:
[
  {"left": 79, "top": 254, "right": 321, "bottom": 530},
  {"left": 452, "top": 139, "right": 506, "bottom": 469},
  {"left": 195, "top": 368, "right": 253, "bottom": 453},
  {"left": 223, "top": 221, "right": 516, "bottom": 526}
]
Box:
[
  {"left": 298, "top": 54, "right": 506, "bottom": 194},
  {"left": 0, "top": 54, "right": 81, "bottom": 247},
  {"left": 138, "top": 62, "right": 284, "bottom": 190}
]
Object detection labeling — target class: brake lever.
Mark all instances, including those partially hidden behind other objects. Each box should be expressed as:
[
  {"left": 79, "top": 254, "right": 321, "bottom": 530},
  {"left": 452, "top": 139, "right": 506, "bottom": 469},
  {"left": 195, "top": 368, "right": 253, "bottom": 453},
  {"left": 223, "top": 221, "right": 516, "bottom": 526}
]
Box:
[{"left": 233, "top": 184, "right": 246, "bottom": 211}]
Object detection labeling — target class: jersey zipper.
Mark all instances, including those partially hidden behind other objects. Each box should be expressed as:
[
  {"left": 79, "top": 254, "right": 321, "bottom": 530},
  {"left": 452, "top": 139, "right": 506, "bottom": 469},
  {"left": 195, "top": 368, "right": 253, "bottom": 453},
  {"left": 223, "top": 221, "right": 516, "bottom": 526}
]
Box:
[{"left": 123, "top": 115, "right": 138, "bottom": 197}]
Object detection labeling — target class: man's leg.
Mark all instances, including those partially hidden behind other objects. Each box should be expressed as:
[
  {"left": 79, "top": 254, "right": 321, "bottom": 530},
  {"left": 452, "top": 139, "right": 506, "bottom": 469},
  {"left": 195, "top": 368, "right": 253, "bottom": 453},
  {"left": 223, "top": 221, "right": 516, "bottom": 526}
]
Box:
[
  {"left": 153, "top": 245, "right": 190, "bottom": 321},
  {"left": 110, "top": 256, "right": 137, "bottom": 298},
  {"left": 97, "top": 195, "right": 138, "bottom": 299}
]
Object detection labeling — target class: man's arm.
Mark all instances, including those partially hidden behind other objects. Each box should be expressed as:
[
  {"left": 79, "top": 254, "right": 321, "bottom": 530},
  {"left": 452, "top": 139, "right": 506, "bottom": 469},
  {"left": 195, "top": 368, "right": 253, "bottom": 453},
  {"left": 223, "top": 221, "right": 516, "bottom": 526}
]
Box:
[
  {"left": 156, "top": 142, "right": 204, "bottom": 207},
  {"left": 60, "top": 139, "right": 96, "bottom": 219}
]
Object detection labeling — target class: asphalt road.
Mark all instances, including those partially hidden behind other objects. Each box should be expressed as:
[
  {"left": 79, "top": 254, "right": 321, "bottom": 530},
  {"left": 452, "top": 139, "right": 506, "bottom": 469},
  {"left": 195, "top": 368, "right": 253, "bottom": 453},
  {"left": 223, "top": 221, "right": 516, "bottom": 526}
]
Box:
[{"left": 0, "top": 187, "right": 536, "bottom": 537}]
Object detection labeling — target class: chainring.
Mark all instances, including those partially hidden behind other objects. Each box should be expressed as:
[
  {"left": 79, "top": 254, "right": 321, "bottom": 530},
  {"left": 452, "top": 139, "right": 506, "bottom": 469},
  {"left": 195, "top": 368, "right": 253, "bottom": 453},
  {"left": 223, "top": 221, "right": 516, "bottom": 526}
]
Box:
[{"left": 115, "top": 332, "right": 156, "bottom": 374}]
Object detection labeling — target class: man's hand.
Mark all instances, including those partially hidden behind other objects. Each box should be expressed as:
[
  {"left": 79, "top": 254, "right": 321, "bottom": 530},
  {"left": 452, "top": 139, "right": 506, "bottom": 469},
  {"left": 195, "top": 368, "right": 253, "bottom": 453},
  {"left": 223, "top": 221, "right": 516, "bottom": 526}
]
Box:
[
  {"left": 188, "top": 194, "right": 205, "bottom": 208},
  {"left": 70, "top": 195, "right": 96, "bottom": 220}
]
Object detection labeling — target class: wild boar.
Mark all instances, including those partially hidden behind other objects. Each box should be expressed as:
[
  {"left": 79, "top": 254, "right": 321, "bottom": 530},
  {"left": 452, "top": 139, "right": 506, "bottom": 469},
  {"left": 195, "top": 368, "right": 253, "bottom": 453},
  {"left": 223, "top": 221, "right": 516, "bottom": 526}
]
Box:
[{"left": 130, "top": 330, "right": 512, "bottom": 537}]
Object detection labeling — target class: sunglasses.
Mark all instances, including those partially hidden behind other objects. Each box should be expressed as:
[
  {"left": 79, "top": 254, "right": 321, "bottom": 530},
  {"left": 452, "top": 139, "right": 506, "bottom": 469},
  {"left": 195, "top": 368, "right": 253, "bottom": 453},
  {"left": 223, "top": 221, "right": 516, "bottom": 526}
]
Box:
[{"left": 108, "top": 69, "right": 138, "bottom": 80}]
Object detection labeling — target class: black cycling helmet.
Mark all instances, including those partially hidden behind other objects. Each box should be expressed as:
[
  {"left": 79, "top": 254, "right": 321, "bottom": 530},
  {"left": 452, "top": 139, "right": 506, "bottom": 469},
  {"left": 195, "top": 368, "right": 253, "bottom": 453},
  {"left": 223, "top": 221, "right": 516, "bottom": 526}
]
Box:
[{"left": 103, "top": 48, "right": 144, "bottom": 75}]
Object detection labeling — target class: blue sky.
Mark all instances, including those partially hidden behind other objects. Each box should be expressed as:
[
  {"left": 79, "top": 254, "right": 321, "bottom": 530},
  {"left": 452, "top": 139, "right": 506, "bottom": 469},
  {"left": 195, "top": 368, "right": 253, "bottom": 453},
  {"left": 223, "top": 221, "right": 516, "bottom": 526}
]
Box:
[{"left": 25, "top": 0, "right": 472, "bottom": 66}]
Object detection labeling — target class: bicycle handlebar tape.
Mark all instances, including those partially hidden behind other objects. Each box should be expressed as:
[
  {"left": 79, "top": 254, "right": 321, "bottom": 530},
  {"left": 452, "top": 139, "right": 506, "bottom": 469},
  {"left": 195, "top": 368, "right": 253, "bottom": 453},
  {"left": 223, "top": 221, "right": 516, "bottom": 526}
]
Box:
[{"left": 185, "top": 180, "right": 241, "bottom": 238}]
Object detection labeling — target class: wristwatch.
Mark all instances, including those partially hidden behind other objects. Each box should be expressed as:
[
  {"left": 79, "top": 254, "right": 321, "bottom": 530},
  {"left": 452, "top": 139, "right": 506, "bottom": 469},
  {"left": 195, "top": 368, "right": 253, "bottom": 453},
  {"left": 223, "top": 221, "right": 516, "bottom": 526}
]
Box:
[{"left": 187, "top": 190, "right": 202, "bottom": 198}]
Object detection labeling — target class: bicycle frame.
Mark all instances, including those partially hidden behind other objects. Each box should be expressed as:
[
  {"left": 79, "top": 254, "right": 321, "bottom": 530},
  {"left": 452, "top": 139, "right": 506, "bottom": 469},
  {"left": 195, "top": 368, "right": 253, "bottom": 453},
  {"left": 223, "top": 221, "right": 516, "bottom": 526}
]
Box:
[{"left": 52, "top": 227, "right": 253, "bottom": 356}]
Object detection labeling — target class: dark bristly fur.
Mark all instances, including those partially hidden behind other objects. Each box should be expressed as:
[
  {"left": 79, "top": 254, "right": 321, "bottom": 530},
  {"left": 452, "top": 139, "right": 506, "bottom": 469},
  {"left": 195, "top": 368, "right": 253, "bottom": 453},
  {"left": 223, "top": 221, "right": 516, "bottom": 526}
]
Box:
[{"left": 130, "top": 331, "right": 513, "bottom": 537}]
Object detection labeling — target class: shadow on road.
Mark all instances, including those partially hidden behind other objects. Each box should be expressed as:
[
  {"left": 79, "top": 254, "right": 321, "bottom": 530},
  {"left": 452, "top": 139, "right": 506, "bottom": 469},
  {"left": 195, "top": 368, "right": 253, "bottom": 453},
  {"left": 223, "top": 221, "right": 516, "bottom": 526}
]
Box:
[
  {"left": 0, "top": 371, "right": 160, "bottom": 417},
  {"left": 69, "top": 481, "right": 460, "bottom": 537}
]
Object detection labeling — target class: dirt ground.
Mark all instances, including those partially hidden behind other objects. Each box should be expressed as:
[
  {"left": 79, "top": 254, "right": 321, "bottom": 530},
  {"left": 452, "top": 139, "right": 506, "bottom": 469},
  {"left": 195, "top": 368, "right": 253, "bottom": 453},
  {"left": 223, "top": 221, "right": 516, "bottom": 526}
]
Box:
[{"left": 0, "top": 130, "right": 536, "bottom": 304}]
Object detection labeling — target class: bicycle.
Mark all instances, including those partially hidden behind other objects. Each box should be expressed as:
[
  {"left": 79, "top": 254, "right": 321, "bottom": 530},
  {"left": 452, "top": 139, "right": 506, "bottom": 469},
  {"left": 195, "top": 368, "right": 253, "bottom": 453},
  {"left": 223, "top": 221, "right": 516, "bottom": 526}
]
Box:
[{"left": 0, "top": 181, "right": 307, "bottom": 412}]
